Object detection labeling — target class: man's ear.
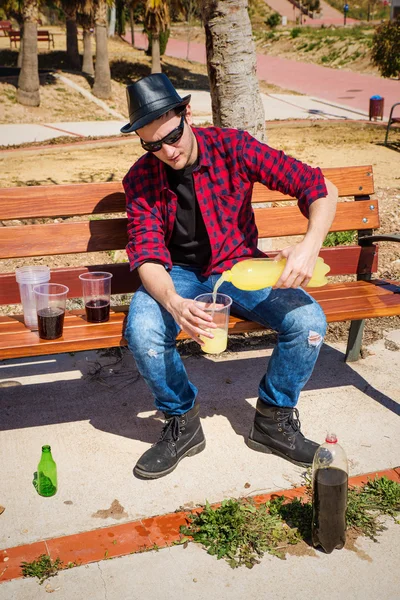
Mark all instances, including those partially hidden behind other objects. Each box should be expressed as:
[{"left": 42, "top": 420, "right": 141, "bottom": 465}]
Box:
[{"left": 184, "top": 104, "right": 193, "bottom": 126}]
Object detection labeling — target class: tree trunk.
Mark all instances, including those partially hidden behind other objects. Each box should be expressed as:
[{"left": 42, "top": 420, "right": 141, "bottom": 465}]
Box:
[
  {"left": 129, "top": 6, "right": 135, "bottom": 46},
  {"left": 17, "top": 18, "right": 40, "bottom": 106},
  {"left": 201, "top": 0, "right": 266, "bottom": 142},
  {"left": 82, "top": 28, "right": 94, "bottom": 76},
  {"left": 108, "top": 3, "right": 116, "bottom": 36},
  {"left": 93, "top": 0, "right": 112, "bottom": 99},
  {"left": 65, "top": 8, "right": 81, "bottom": 71},
  {"left": 17, "top": 34, "right": 24, "bottom": 68},
  {"left": 151, "top": 33, "right": 161, "bottom": 73}
]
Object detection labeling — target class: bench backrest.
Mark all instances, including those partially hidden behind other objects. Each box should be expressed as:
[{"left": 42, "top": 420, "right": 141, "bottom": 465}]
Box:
[
  {"left": 0, "top": 165, "right": 378, "bottom": 305},
  {"left": 0, "top": 21, "right": 12, "bottom": 30}
]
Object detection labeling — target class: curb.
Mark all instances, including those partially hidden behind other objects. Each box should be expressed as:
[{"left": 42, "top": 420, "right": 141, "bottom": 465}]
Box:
[{"left": 0, "top": 467, "right": 399, "bottom": 583}]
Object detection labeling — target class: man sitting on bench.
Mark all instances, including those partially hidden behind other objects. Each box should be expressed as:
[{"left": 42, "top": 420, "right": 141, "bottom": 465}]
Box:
[{"left": 121, "top": 73, "right": 339, "bottom": 479}]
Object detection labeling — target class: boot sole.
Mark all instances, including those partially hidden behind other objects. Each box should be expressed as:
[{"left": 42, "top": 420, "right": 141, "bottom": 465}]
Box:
[
  {"left": 247, "top": 437, "right": 311, "bottom": 468},
  {"left": 133, "top": 439, "right": 206, "bottom": 480}
]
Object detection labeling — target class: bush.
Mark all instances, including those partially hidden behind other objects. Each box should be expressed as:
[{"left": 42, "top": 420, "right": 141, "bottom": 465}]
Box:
[
  {"left": 291, "top": 27, "right": 301, "bottom": 38},
  {"left": 323, "top": 231, "right": 356, "bottom": 247},
  {"left": 265, "top": 12, "right": 281, "bottom": 29},
  {"left": 371, "top": 18, "right": 400, "bottom": 79}
]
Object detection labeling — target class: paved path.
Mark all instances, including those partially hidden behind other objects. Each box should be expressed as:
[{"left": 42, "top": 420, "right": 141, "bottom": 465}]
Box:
[
  {"left": 263, "top": 0, "right": 358, "bottom": 25},
  {"left": 130, "top": 31, "right": 398, "bottom": 119}
]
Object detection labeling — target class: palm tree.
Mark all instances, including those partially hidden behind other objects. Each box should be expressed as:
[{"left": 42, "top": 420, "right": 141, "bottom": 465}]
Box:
[
  {"left": 92, "top": 0, "right": 112, "bottom": 98},
  {"left": 17, "top": 0, "right": 40, "bottom": 106},
  {"left": 60, "top": 0, "right": 81, "bottom": 70},
  {"left": 145, "top": 0, "right": 170, "bottom": 74},
  {"left": 200, "top": 0, "right": 266, "bottom": 142},
  {"left": 78, "top": 9, "right": 94, "bottom": 76}
]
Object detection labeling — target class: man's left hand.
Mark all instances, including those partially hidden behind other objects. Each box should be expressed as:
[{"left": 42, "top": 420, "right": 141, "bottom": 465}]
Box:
[{"left": 273, "top": 242, "right": 319, "bottom": 288}]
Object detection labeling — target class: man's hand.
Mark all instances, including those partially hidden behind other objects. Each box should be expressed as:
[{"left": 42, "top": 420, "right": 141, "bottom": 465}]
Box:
[
  {"left": 168, "top": 297, "right": 217, "bottom": 344},
  {"left": 274, "top": 177, "right": 338, "bottom": 289},
  {"left": 274, "top": 241, "right": 319, "bottom": 288}
]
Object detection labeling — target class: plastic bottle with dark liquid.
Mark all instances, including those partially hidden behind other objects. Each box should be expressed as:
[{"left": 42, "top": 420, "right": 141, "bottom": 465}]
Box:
[{"left": 312, "top": 433, "right": 348, "bottom": 554}]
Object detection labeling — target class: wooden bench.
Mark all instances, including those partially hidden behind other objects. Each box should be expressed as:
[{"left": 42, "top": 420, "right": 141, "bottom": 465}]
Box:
[
  {"left": 0, "top": 21, "right": 12, "bottom": 36},
  {"left": 1, "top": 165, "right": 399, "bottom": 363},
  {"left": 8, "top": 29, "right": 55, "bottom": 49}
]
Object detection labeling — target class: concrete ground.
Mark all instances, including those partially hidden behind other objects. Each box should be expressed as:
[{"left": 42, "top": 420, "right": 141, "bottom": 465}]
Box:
[
  {"left": 0, "top": 328, "right": 399, "bottom": 598},
  {"left": 0, "top": 89, "right": 374, "bottom": 147}
]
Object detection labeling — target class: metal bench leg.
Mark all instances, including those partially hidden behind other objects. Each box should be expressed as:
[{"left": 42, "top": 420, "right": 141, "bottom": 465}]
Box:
[
  {"left": 384, "top": 121, "right": 391, "bottom": 146},
  {"left": 345, "top": 319, "right": 366, "bottom": 362}
]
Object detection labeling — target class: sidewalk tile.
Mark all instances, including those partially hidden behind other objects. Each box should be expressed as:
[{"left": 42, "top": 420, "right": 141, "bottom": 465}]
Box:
[{"left": 0, "top": 541, "right": 48, "bottom": 583}]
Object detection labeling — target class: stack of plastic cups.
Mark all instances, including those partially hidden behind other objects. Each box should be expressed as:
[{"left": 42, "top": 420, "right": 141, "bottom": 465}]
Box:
[{"left": 15, "top": 266, "right": 51, "bottom": 329}]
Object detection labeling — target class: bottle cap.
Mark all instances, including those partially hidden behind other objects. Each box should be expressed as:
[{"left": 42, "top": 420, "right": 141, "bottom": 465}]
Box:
[
  {"left": 325, "top": 433, "right": 337, "bottom": 444},
  {"left": 42, "top": 445, "right": 51, "bottom": 451}
]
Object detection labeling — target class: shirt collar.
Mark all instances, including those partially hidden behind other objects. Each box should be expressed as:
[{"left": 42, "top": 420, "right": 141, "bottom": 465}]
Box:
[{"left": 192, "top": 127, "right": 213, "bottom": 169}]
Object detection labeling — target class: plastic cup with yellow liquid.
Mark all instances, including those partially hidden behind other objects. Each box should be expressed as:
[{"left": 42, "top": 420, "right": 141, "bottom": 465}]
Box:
[{"left": 194, "top": 293, "right": 233, "bottom": 354}]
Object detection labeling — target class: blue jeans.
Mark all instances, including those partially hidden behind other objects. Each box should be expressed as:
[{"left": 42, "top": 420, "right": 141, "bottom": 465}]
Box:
[{"left": 124, "top": 265, "right": 326, "bottom": 415}]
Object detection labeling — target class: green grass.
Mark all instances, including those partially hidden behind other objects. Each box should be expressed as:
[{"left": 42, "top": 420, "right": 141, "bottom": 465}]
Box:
[
  {"left": 179, "top": 476, "right": 400, "bottom": 569},
  {"left": 21, "top": 554, "right": 76, "bottom": 585}
]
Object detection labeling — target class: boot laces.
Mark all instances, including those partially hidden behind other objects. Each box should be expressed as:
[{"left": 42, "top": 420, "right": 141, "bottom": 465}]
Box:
[
  {"left": 158, "top": 415, "right": 181, "bottom": 446},
  {"left": 278, "top": 408, "right": 303, "bottom": 443}
]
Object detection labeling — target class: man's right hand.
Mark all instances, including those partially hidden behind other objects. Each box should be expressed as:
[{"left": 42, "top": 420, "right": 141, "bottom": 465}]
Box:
[
  {"left": 137, "top": 263, "right": 216, "bottom": 345},
  {"left": 168, "top": 296, "right": 217, "bottom": 344}
]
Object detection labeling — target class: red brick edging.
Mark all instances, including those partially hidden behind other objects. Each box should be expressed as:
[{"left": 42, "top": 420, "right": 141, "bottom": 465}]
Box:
[{"left": 1, "top": 467, "right": 399, "bottom": 583}]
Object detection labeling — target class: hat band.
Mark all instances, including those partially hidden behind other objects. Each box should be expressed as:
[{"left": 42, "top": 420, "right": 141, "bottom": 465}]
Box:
[{"left": 129, "top": 95, "right": 182, "bottom": 124}]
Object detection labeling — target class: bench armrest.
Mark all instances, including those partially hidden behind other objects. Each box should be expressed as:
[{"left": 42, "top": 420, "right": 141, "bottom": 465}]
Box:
[{"left": 359, "top": 234, "right": 400, "bottom": 246}]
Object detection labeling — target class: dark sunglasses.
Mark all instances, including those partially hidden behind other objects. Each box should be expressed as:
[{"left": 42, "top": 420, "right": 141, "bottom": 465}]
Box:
[{"left": 140, "top": 114, "right": 185, "bottom": 152}]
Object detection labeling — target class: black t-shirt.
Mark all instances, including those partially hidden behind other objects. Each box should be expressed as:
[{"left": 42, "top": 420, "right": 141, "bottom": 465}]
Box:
[{"left": 166, "top": 160, "right": 211, "bottom": 267}]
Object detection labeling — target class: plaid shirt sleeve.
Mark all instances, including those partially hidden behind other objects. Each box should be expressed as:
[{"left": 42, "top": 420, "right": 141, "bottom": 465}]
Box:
[
  {"left": 123, "top": 156, "right": 172, "bottom": 272},
  {"left": 240, "top": 131, "right": 328, "bottom": 218}
]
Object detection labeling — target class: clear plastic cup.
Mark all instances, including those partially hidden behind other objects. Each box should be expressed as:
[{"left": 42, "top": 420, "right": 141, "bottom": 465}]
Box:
[
  {"left": 33, "top": 283, "right": 69, "bottom": 340},
  {"left": 194, "top": 293, "right": 232, "bottom": 354},
  {"left": 15, "top": 266, "right": 51, "bottom": 329},
  {"left": 78, "top": 272, "right": 113, "bottom": 323}
]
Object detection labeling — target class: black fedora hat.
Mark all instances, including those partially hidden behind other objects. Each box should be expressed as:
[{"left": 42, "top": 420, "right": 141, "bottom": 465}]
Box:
[{"left": 120, "top": 73, "right": 191, "bottom": 134}]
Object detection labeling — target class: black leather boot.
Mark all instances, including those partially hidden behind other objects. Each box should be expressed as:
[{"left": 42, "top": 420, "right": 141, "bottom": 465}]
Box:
[
  {"left": 247, "top": 399, "right": 318, "bottom": 467},
  {"left": 134, "top": 403, "right": 206, "bottom": 479}
]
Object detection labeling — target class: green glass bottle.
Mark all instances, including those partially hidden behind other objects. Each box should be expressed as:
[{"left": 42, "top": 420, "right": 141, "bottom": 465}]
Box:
[{"left": 37, "top": 445, "right": 57, "bottom": 497}]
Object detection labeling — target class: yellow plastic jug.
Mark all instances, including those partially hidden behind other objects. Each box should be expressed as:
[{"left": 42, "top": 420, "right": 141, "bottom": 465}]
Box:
[{"left": 221, "top": 257, "right": 330, "bottom": 290}]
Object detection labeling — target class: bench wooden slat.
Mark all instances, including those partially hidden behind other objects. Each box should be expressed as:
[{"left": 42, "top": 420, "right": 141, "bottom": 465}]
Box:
[
  {"left": 0, "top": 183, "right": 126, "bottom": 220},
  {"left": 252, "top": 165, "right": 374, "bottom": 203},
  {"left": 0, "top": 201, "right": 380, "bottom": 259},
  {"left": 255, "top": 199, "right": 379, "bottom": 238},
  {"left": 0, "top": 166, "right": 373, "bottom": 221},
  {"left": 0, "top": 245, "right": 379, "bottom": 305},
  {"left": 1, "top": 280, "right": 399, "bottom": 360}
]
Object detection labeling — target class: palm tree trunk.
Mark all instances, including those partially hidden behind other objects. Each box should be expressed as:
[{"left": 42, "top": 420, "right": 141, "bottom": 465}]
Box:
[
  {"left": 201, "top": 0, "right": 266, "bottom": 142},
  {"left": 129, "top": 5, "right": 135, "bottom": 46},
  {"left": 151, "top": 33, "right": 161, "bottom": 73},
  {"left": 17, "top": 30, "right": 24, "bottom": 68},
  {"left": 17, "top": 15, "right": 40, "bottom": 106},
  {"left": 82, "top": 27, "right": 94, "bottom": 76},
  {"left": 92, "top": 0, "right": 112, "bottom": 99},
  {"left": 65, "top": 6, "right": 81, "bottom": 71}
]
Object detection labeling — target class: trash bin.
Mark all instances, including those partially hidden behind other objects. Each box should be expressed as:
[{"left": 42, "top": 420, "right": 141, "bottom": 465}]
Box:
[{"left": 369, "top": 95, "right": 384, "bottom": 121}]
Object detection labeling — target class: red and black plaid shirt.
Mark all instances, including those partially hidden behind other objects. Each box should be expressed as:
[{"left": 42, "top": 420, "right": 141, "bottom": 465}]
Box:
[{"left": 123, "top": 126, "right": 327, "bottom": 276}]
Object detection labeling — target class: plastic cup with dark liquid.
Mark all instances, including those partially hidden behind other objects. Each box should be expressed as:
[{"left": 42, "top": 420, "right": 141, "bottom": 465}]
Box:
[
  {"left": 33, "top": 283, "right": 69, "bottom": 340},
  {"left": 79, "top": 272, "right": 113, "bottom": 323}
]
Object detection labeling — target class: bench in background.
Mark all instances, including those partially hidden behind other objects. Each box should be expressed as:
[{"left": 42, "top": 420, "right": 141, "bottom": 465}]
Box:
[
  {"left": 1, "top": 165, "right": 399, "bottom": 363},
  {"left": 0, "top": 21, "right": 12, "bottom": 36},
  {"left": 7, "top": 29, "right": 54, "bottom": 50}
]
